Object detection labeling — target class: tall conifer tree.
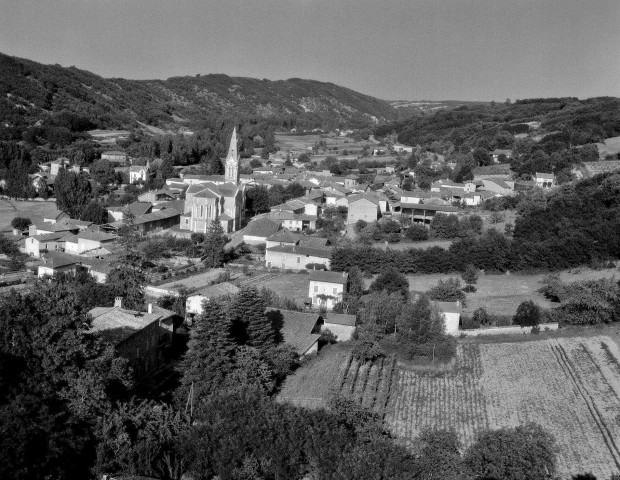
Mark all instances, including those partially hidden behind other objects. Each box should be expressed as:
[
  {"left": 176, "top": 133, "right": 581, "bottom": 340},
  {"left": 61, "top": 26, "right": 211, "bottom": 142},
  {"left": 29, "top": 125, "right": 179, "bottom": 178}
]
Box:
[
  {"left": 180, "top": 299, "right": 235, "bottom": 399},
  {"left": 230, "top": 286, "right": 274, "bottom": 350}
]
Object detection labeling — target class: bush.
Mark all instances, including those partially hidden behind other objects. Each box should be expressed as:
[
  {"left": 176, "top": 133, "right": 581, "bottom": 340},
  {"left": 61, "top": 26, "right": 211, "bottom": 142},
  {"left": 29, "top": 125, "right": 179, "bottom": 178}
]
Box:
[
  {"left": 387, "top": 232, "right": 401, "bottom": 243},
  {"left": 352, "top": 340, "right": 384, "bottom": 363},
  {"left": 405, "top": 224, "right": 429, "bottom": 241},
  {"left": 11, "top": 217, "right": 32, "bottom": 231},
  {"left": 472, "top": 307, "right": 490, "bottom": 326},
  {"left": 354, "top": 219, "right": 368, "bottom": 234},
  {"left": 513, "top": 300, "right": 541, "bottom": 327}
]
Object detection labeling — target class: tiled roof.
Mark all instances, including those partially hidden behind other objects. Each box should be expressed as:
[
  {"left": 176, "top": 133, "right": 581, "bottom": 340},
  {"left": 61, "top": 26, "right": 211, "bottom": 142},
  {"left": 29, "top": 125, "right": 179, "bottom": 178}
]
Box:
[
  {"left": 324, "top": 313, "right": 356, "bottom": 327},
  {"left": 88, "top": 305, "right": 176, "bottom": 344},
  {"left": 191, "top": 281, "right": 240, "bottom": 299},
  {"left": 40, "top": 251, "right": 80, "bottom": 268},
  {"left": 483, "top": 178, "right": 511, "bottom": 189},
  {"left": 267, "top": 245, "right": 332, "bottom": 259},
  {"left": 243, "top": 218, "right": 281, "bottom": 238},
  {"left": 128, "top": 202, "right": 153, "bottom": 216},
  {"left": 348, "top": 194, "right": 380, "bottom": 206},
  {"left": 266, "top": 230, "right": 300, "bottom": 244},
  {"left": 308, "top": 270, "right": 348, "bottom": 284},
  {"left": 266, "top": 308, "right": 320, "bottom": 356},
  {"left": 399, "top": 203, "right": 459, "bottom": 212},
  {"left": 36, "top": 223, "right": 79, "bottom": 233},
  {"left": 78, "top": 230, "right": 116, "bottom": 242},
  {"left": 31, "top": 232, "right": 67, "bottom": 242},
  {"left": 268, "top": 212, "right": 316, "bottom": 222},
  {"left": 298, "top": 236, "right": 329, "bottom": 248}
]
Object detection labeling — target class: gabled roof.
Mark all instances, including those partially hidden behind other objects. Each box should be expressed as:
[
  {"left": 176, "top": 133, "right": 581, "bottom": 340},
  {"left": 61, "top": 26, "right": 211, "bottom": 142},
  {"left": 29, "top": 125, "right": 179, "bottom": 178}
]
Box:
[
  {"left": 266, "top": 308, "right": 320, "bottom": 356},
  {"left": 30, "top": 232, "right": 68, "bottom": 242},
  {"left": 483, "top": 177, "right": 510, "bottom": 189},
  {"left": 128, "top": 201, "right": 153, "bottom": 216},
  {"left": 88, "top": 305, "right": 176, "bottom": 344},
  {"left": 35, "top": 223, "right": 79, "bottom": 234},
  {"left": 266, "top": 230, "right": 301, "bottom": 244},
  {"left": 40, "top": 251, "right": 80, "bottom": 268},
  {"left": 267, "top": 245, "right": 332, "bottom": 259},
  {"left": 308, "top": 270, "right": 348, "bottom": 285},
  {"left": 190, "top": 281, "right": 240, "bottom": 299},
  {"left": 348, "top": 194, "right": 380, "bottom": 206},
  {"left": 535, "top": 172, "right": 554, "bottom": 179},
  {"left": 78, "top": 230, "right": 117, "bottom": 242},
  {"left": 324, "top": 313, "right": 357, "bottom": 326},
  {"left": 243, "top": 218, "right": 281, "bottom": 238}
]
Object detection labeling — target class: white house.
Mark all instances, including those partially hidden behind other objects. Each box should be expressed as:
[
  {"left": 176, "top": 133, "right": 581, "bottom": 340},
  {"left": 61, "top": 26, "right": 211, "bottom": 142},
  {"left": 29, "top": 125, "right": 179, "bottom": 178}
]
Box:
[
  {"left": 129, "top": 161, "right": 151, "bottom": 184},
  {"left": 434, "top": 301, "right": 462, "bottom": 336},
  {"left": 321, "top": 313, "right": 356, "bottom": 341},
  {"left": 101, "top": 151, "right": 128, "bottom": 164},
  {"left": 535, "top": 172, "right": 555, "bottom": 189},
  {"left": 265, "top": 245, "right": 332, "bottom": 270},
  {"left": 308, "top": 270, "right": 348, "bottom": 310}
]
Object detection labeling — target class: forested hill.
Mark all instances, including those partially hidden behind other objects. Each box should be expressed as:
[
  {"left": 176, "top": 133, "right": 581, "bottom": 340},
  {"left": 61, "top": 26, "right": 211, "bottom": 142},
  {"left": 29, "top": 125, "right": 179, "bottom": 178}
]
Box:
[
  {"left": 0, "top": 52, "right": 398, "bottom": 134},
  {"left": 377, "top": 97, "right": 620, "bottom": 148}
]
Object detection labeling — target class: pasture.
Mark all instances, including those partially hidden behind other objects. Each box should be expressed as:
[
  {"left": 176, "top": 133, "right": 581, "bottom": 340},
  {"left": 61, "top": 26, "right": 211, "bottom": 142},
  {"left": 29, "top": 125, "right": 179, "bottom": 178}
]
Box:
[
  {"left": 597, "top": 135, "right": 620, "bottom": 158},
  {"left": 387, "top": 337, "right": 620, "bottom": 479},
  {"left": 0, "top": 199, "right": 61, "bottom": 233},
  {"left": 259, "top": 271, "right": 312, "bottom": 301}
]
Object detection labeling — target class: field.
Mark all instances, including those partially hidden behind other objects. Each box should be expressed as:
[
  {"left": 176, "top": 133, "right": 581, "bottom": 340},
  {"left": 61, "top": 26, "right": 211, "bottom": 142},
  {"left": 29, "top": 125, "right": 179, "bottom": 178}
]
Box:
[
  {"left": 0, "top": 199, "right": 61, "bottom": 233},
  {"left": 597, "top": 135, "right": 620, "bottom": 158},
  {"left": 278, "top": 344, "right": 397, "bottom": 416},
  {"left": 400, "top": 267, "right": 619, "bottom": 317},
  {"left": 387, "top": 336, "right": 620, "bottom": 478},
  {"left": 259, "top": 272, "right": 312, "bottom": 301}
]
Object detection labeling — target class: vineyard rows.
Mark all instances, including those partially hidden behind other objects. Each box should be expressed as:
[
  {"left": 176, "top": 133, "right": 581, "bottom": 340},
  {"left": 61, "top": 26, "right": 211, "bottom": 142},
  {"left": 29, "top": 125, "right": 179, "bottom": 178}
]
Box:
[{"left": 385, "top": 336, "right": 620, "bottom": 479}]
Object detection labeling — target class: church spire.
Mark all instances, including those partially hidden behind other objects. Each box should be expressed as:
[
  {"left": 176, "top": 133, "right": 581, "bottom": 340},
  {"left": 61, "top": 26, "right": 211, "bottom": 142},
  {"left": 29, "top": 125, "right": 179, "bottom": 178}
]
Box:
[{"left": 225, "top": 127, "right": 239, "bottom": 184}]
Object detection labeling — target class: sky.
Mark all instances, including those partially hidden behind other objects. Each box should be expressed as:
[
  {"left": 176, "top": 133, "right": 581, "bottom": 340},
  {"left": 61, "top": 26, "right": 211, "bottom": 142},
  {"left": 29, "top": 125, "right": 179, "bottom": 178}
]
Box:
[{"left": 1, "top": 0, "right": 619, "bottom": 102}]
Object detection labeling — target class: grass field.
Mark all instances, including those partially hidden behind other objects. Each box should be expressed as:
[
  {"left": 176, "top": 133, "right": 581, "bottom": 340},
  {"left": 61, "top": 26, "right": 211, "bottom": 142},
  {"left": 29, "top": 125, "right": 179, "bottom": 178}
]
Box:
[
  {"left": 597, "top": 135, "right": 620, "bottom": 158},
  {"left": 387, "top": 337, "right": 620, "bottom": 479},
  {"left": 259, "top": 272, "right": 312, "bottom": 301},
  {"left": 401, "top": 267, "right": 619, "bottom": 317},
  {"left": 0, "top": 199, "right": 61, "bottom": 233}
]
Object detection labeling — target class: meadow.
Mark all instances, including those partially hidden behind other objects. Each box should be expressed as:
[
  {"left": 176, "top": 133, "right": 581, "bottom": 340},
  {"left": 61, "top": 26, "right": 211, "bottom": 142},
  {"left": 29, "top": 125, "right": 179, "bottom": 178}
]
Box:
[{"left": 0, "top": 199, "right": 61, "bottom": 233}]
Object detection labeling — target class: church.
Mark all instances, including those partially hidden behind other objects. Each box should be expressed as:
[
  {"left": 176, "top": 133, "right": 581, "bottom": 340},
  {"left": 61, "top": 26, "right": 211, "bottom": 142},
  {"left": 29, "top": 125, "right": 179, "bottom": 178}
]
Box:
[{"left": 180, "top": 128, "right": 246, "bottom": 233}]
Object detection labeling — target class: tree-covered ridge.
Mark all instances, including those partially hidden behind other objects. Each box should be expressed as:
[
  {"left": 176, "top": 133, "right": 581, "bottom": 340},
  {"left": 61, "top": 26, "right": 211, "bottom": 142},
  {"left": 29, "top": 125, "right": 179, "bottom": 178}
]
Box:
[
  {"left": 376, "top": 97, "right": 620, "bottom": 149},
  {"left": 0, "top": 51, "right": 398, "bottom": 137}
]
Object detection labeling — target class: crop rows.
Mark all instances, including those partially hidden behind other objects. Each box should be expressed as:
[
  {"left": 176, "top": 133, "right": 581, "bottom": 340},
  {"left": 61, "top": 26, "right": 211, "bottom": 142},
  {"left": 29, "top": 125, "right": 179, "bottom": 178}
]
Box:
[{"left": 382, "top": 337, "right": 620, "bottom": 479}]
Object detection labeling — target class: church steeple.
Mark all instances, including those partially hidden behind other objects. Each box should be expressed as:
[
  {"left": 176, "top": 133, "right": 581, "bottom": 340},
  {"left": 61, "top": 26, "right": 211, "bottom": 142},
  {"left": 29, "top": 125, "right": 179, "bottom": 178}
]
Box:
[{"left": 225, "top": 127, "right": 239, "bottom": 184}]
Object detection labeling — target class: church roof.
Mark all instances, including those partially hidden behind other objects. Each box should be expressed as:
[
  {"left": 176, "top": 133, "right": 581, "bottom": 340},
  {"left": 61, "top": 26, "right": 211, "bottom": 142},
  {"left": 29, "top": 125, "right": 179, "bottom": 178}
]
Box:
[{"left": 226, "top": 127, "right": 238, "bottom": 162}]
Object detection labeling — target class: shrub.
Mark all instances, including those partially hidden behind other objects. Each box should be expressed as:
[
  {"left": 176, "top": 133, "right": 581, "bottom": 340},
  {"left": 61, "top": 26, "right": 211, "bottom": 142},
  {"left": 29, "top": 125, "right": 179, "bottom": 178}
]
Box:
[
  {"left": 405, "top": 224, "right": 429, "bottom": 241},
  {"left": 387, "top": 232, "right": 401, "bottom": 243},
  {"left": 472, "top": 307, "right": 490, "bottom": 326},
  {"left": 427, "top": 278, "right": 465, "bottom": 303},
  {"left": 352, "top": 340, "right": 384, "bottom": 363},
  {"left": 513, "top": 300, "right": 541, "bottom": 327},
  {"left": 11, "top": 217, "right": 32, "bottom": 231}
]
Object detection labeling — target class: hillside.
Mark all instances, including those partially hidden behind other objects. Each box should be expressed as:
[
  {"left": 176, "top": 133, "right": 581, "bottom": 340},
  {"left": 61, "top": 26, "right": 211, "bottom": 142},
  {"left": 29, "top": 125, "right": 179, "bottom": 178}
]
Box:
[
  {"left": 0, "top": 52, "right": 398, "bottom": 135},
  {"left": 378, "top": 97, "right": 620, "bottom": 148}
]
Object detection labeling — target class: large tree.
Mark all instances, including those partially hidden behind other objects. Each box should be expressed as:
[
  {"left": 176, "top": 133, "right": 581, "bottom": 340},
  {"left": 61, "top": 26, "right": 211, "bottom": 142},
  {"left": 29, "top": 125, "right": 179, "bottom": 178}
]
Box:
[
  {"left": 201, "top": 220, "right": 227, "bottom": 268},
  {"left": 54, "top": 169, "right": 94, "bottom": 218},
  {"left": 230, "top": 285, "right": 274, "bottom": 350},
  {"left": 180, "top": 299, "right": 236, "bottom": 400}
]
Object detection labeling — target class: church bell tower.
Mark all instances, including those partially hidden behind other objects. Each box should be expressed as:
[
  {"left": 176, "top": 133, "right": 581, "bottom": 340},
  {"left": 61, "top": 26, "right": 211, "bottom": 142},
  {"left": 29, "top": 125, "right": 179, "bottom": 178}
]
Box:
[{"left": 224, "top": 127, "right": 239, "bottom": 184}]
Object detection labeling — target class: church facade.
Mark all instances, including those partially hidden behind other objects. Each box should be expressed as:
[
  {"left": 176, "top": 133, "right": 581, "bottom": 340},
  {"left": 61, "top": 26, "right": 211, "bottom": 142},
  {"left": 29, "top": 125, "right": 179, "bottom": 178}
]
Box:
[{"left": 180, "top": 128, "right": 246, "bottom": 233}]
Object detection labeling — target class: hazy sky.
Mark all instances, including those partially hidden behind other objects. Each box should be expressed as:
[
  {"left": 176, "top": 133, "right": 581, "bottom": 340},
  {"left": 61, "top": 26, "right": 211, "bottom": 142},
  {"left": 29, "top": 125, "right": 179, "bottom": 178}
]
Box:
[{"left": 1, "top": 0, "right": 619, "bottom": 101}]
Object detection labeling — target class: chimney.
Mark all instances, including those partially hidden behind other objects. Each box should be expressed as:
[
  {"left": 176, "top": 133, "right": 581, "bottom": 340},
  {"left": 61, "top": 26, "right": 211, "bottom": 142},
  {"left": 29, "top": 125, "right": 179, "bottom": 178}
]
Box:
[
  {"left": 147, "top": 303, "right": 153, "bottom": 314},
  {"left": 114, "top": 297, "right": 122, "bottom": 308}
]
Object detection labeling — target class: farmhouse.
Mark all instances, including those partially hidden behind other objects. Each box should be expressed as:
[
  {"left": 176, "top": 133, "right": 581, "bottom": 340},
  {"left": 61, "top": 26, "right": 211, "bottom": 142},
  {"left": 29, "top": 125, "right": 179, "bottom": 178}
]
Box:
[
  {"left": 399, "top": 203, "right": 459, "bottom": 224},
  {"left": 129, "top": 160, "right": 152, "bottom": 184},
  {"left": 268, "top": 212, "right": 317, "bottom": 232},
  {"left": 26, "top": 232, "right": 70, "bottom": 258},
  {"left": 308, "top": 270, "right": 348, "bottom": 310},
  {"left": 88, "top": 299, "right": 177, "bottom": 379},
  {"left": 266, "top": 308, "right": 321, "bottom": 357},
  {"left": 64, "top": 230, "right": 117, "bottom": 255},
  {"left": 480, "top": 178, "right": 513, "bottom": 195},
  {"left": 321, "top": 313, "right": 356, "bottom": 341},
  {"left": 101, "top": 151, "right": 128, "bottom": 164}
]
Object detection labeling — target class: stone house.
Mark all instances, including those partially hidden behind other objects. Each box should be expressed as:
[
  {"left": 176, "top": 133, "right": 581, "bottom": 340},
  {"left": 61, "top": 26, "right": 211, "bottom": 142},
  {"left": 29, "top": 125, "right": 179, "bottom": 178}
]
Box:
[{"left": 347, "top": 194, "right": 380, "bottom": 224}]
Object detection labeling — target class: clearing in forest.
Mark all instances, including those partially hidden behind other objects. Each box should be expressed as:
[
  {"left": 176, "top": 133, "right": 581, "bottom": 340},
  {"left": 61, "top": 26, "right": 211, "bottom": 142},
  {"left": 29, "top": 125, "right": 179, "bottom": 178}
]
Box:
[{"left": 386, "top": 337, "right": 620, "bottom": 479}]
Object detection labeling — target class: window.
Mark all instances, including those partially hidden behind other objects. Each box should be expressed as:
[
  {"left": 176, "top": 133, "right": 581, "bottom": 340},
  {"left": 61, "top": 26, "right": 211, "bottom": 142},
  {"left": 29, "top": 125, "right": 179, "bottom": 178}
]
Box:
[
  {"left": 333, "top": 287, "right": 337, "bottom": 295},
  {"left": 297, "top": 256, "right": 300, "bottom": 264},
  {"left": 200, "top": 205, "right": 204, "bottom": 217},
  {"left": 314, "top": 285, "right": 318, "bottom": 293}
]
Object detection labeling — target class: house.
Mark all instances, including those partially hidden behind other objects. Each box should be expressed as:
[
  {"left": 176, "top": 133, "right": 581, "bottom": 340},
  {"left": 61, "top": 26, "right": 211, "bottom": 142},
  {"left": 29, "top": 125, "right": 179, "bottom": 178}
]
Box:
[
  {"left": 308, "top": 270, "right": 348, "bottom": 310},
  {"left": 101, "top": 151, "right": 128, "bottom": 164},
  {"left": 265, "top": 230, "right": 329, "bottom": 250},
  {"left": 321, "top": 313, "right": 356, "bottom": 341},
  {"left": 347, "top": 194, "right": 380, "bottom": 224},
  {"left": 50, "top": 157, "right": 70, "bottom": 176},
  {"left": 37, "top": 252, "right": 81, "bottom": 278},
  {"left": 491, "top": 149, "right": 513, "bottom": 163},
  {"left": 129, "top": 160, "right": 152, "bottom": 184},
  {"left": 268, "top": 212, "right": 317, "bottom": 232},
  {"left": 344, "top": 174, "right": 361, "bottom": 189},
  {"left": 535, "top": 172, "right": 555, "bottom": 189},
  {"left": 479, "top": 178, "right": 513, "bottom": 195},
  {"left": 392, "top": 144, "right": 414, "bottom": 154},
  {"left": 107, "top": 209, "right": 181, "bottom": 235},
  {"left": 88, "top": 299, "right": 177, "bottom": 379},
  {"left": 434, "top": 301, "right": 462, "bottom": 336},
  {"left": 266, "top": 308, "right": 320, "bottom": 356},
  {"left": 26, "top": 232, "right": 70, "bottom": 258},
  {"left": 242, "top": 218, "right": 281, "bottom": 245},
  {"left": 185, "top": 282, "right": 240, "bottom": 317},
  {"left": 43, "top": 211, "right": 69, "bottom": 224},
  {"left": 107, "top": 201, "right": 153, "bottom": 223},
  {"left": 265, "top": 245, "right": 332, "bottom": 270},
  {"left": 138, "top": 189, "right": 176, "bottom": 204},
  {"left": 399, "top": 203, "right": 459, "bottom": 224},
  {"left": 64, "top": 230, "right": 117, "bottom": 255}
]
